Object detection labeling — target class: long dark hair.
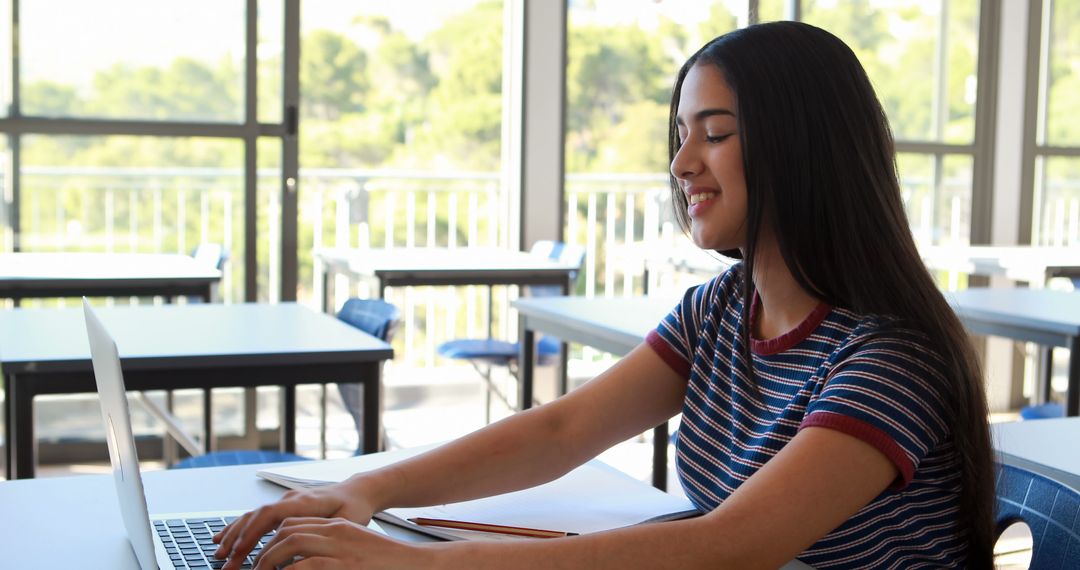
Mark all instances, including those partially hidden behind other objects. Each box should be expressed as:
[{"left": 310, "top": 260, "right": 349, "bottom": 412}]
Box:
[{"left": 668, "top": 22, "right": 994, "bottom": 566}]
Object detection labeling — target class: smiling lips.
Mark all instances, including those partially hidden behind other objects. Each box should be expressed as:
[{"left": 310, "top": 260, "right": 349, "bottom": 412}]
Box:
[{"left": 689, "top": 192, "right": 716, "bottom": 205}]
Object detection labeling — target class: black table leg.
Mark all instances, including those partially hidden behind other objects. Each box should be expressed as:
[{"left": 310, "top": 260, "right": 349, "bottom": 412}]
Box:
[
  {"left": 12, "top": 379, "right": 35, "bottom": 479},
  {"left": 652, "top": 422, "right": 668, "bottom": 490},
  {"left": 1068, "top": 336, "right": 1079, "bottom": 417},
  {"left": 3, "top": 374, "right": 12, "bottom": 480},
  {"left": 204, "top": 389, "right": 214, "bottom": 453},
  {"left": 520, "top": 327, "right": 536, "bottom": 411},
  {"left": 282, "top": 385, "right": 296, "bottom": 453},
  {"left": 362, "top": 368, "right": 381, "bottom": 454}
]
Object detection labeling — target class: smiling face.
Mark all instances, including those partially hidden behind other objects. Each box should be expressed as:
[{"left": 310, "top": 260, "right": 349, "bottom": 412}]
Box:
[{"left": 670, "top": 63, "right": 748, "bottom": 252}]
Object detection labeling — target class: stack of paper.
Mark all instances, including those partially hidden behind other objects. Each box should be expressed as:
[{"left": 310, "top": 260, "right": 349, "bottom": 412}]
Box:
[{"left": 256, "top": 445, "right": 698, "bottom": 542}]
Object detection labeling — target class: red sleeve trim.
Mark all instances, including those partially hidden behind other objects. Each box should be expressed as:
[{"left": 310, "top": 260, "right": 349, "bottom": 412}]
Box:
[
  {"left": 646, "top": 329, "right": 691, "bottom": 378},
  {"left": 799, "top": 411, "right": 915, "bottom": 491}
]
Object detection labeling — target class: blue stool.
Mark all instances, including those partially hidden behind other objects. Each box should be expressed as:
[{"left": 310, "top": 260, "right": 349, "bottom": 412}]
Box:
[
  {"left": 173, "top": 450, "right": 310, "bottom": 469},
  {"left": 1020, "top": 403, "right": 1066, "bottom": 420}
]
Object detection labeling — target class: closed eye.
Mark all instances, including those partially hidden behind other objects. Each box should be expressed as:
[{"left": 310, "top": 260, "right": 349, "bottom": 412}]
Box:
[{"left": 706, "top": 134, "right": 734, "bottom": 143}]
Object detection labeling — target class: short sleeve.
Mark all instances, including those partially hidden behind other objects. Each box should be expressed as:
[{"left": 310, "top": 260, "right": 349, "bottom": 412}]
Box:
[
  {"left": 645, "top": 266, "right": 740, "bottom": 378},
  {"left": 800, "top": 330, "right": 950, "bottom": 490}
]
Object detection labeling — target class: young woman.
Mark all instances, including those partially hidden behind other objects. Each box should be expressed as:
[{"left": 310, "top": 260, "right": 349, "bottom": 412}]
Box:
[{"left": 215, "top": 21, "right": 994, "bottom": 569}]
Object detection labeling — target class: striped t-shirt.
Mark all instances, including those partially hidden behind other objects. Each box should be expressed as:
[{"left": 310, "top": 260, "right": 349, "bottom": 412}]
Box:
[{"left": 645, "top": 265, "right": 965, "bottom": 568}]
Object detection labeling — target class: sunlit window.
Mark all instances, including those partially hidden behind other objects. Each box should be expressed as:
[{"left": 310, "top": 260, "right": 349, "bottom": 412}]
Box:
[
  {"left": 20, "top": 0, "right": 246, "bottom": 122},
  {"left": 1032, "top": 0, "right": 1080, "bottom": 247}
]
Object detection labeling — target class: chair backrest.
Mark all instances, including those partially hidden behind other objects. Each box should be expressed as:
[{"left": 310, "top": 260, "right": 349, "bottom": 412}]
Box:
[
  {"left": 994, "top": 461, "right": 1080, "bottom": 569},
  {"left": 336, "top": 298, "right": 400, "bottom": 342},
  {"left": 528, "top": 240, "right": 586, "bottom": 297},
  {"left": 192, "top": 243, "right": 227, "bottom": 270}
]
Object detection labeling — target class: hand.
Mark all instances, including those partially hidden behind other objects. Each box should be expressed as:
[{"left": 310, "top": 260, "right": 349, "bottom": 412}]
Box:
[
  {"left": 213, "top": 480, "right": 377, "bottom": 570},
  {"left": 252, "top": 517, "right": 432, "bottom": 570}
]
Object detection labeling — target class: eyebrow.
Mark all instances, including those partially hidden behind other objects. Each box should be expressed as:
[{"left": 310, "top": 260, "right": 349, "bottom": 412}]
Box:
[{"left": 675, "top": 108, "right": 736, "bottom": 126}]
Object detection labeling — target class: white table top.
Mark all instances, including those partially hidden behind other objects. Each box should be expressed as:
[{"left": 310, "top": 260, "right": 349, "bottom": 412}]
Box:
[
  {"left": 512, "top": 295, "right": 679, "bottom": 356},
  {"left": 993, "top": 418, "right": 1080, "bottom": 477},
  {"left": 920, "top": 244, "right": 1080, "bottom": 282},
  {"left": 0, "top": 252, "right": 221, "bottom": 281},
  {"left": 944, "top": 287, "right": 1080, "bottom": 337},
  {"left": 317, "top": 246, "right": 579, "bottom": 275}
]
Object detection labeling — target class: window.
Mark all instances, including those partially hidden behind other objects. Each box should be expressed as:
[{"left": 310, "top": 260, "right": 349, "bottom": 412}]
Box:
[
  {"left": 20, "top": 0, "right": 246, "bottom": 122},
  {"left": 802, "top": 0, "right": 983, "bottom": 248},
  {"left": 1031, "top": 0, "right": 1080, "bottom": 247},
  {"left": 564, "top": 0, "right": 741, "bottom": 299}
]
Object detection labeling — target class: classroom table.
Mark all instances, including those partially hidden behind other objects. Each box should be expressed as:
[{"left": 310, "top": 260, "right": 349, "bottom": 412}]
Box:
[
  {"left": 0, "top": 252, "right": 221, "bottom": 303},
  {"left": 946, "top": 288, "right": 1080, "bottom": 416},
  {"left": 992, "top": 417, "right": 1080, "bottom": 482},
  {"left": 920, "top": 244, "right": 1080, "bottom": 286},
  {"left": 513, "top": 295, "right": 678, "bottom": 490},
  {"left": 315, "top": 246, "right": 581, "bottom": 317},
  {"left": 0, "top": 302, "right": 392, "bottom": 479},
  {"left": 0, "top": 455, "right": 814, "bottom": 569}
]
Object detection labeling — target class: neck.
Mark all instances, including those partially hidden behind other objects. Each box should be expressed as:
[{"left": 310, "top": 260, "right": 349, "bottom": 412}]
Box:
[{"left": 747, "top": 239, "right": 821, "bottom": 341}]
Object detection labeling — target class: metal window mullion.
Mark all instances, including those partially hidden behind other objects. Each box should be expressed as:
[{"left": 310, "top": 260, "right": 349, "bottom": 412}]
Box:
[
  {"left": 8, "top": 0, "right": 18, "bottom": 251},
  {"left": 1035, "top": 146, "right": 1080, "bottom": 157},
  {"left": 968, "top": 0, "right": 1000, "bottom": 246},
  {"left": 244, "top": 0, "right": 259, "bottom": 303},
  {"left": 747, "top": 0, "right": 760, "bottom": 25},
  {"left": 281, "top": 0, "right": 300, "bottom": 302},
  {"left": 895, "top": 140, "right": 975, "bottom": 154},
  {"left": 788, "top": 0, "right": 801, "bottom": 21},
  {"left": 1017, "top": 0, "right": 1046, "bottom": 245}
]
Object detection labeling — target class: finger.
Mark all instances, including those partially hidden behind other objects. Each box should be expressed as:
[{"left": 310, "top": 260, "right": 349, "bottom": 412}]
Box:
[
  {"left": 217, "top": 500, "right": 312, "bottom": 565},
  {"left": 253, "top": 532, "right": 334, "bottom": 570},
  {"left": 287, "top": 556, "right": 338, "bottom": 570},
  {"left": 257, "top": 517, "right": 336, "bottom": 558}
]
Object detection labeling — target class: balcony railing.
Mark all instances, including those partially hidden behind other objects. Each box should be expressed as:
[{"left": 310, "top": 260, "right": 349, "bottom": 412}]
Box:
[{"left": 5, "top": 166, "right": 1078, "bottom": 367}]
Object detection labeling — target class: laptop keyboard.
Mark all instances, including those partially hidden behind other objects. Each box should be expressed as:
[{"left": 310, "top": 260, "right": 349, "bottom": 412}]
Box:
[{"left": 153, "top": 516, "right": 276, "bottom": 570}]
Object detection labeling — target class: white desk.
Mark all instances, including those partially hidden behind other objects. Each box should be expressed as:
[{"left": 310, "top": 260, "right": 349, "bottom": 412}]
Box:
[
  {"left": 0, "top": 252, "right": 221, "bottom": 303},
  {"left": 993, "top": 417, "right": 1080, "bottom": 480},
  {"left": 315, "top": 247, "right": 580, "bottom": 314},
  {"left": 0, "top": 459, "right": 812, "bottom": 569},
  {"left": 946, "top": 288, "right": 1080, "bottom": 415},
  {"left": 920, "top": 245, "right": 1080, "bottom": 286}
]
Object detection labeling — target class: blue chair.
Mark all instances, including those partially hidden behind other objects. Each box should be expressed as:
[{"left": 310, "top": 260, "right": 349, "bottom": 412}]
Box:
[
  {"left": 333, "top": 298, "right": 400, "bottom": 455},
  {"left": 994, "top": 460, "right": 1080, "bottom": 569},
  {"left": 436, "top": 240, "right": 585, "bottom": 422},
  {"left": 1021, "top": 402, "right": 1066, "bottom": 420}
]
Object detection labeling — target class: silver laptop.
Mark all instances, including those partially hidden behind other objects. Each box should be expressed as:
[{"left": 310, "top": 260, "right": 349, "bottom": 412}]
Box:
[{"left": 83, "top": 298, "right": 258, "bottom": 570}]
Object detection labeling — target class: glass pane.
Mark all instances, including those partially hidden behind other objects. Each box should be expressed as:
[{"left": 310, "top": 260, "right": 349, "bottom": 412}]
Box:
[
  {"left": 19, "top": 135, "right": 246, "bottom": 302},
  {"left": 1032, "top": 156, "right": 1080, "bottom": 246},
  {"left": 803, "top": 0, "right": 980, "bottom": 145},
  {"left": 298, "top": 1, "right": 506, "bottom": 297},
  {"left": 0, "top": 0, "right": 9, "bottom": 117},
  {"left": 1044, "top": 0, "right": 1080, "bottom": 146},
  {"left": 564, "top": 0, "right": 740, "bottom": 302},
  {"left": 898, "top": 152, "right": 972, "bottom": 247},
  {"left": 1, "top": 134, "right": 10, "bottom": 251},
  {"left": 757, "top": 0, "right": 789, "bottom": 23},
  {"left": 257, "top": 137, "right": 281, "bottom": 303},
  {"left": 259, "top": 0, "right": 284, "bottom": 124},
  {"left": 19, "top": 0, "right": 245, "bottom": 122}
]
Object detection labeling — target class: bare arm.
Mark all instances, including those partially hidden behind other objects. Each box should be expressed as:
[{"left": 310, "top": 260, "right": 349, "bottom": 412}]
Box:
[
  {"left": 251, "top": 425, "right": 896, "bottom": 570},
  {"left": 423, "top": 425, "right": 897, "bottom": 570},
  {"left": 217, "top": 342, "right": 686, "bottom": 568},
  {"left": 363, "top": 343, "right": 687, "bottom": 510}
]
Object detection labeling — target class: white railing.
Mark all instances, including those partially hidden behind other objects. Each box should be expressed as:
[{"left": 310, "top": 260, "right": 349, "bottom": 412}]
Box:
[{"left": 7, "top": 166, "right": 1079, "bottom": 367}]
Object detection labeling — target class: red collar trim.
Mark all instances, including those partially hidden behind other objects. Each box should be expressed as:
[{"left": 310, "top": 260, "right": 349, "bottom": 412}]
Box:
[{"left": 749, "top": 292, "right": 832, "bottom": 356}]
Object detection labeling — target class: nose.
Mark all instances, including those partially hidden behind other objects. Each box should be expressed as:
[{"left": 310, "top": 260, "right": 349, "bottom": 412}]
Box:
[{"left": 669, "top": 139, "right": 700, "bottom": 181}]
